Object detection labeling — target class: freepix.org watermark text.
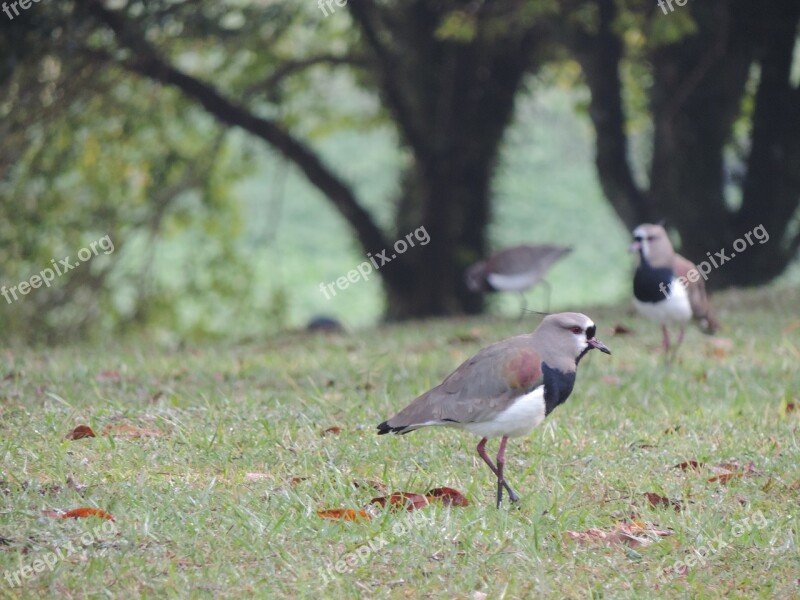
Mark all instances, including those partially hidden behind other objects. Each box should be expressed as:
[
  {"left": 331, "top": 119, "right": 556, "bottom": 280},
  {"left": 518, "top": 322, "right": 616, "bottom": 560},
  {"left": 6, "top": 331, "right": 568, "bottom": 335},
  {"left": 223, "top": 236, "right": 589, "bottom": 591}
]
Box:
[
  {"left": 1, "top": 234, "right": 115, "bottom": 305},
  {"left": 319, "top": 227, "right": 430, "bottom": 300}
]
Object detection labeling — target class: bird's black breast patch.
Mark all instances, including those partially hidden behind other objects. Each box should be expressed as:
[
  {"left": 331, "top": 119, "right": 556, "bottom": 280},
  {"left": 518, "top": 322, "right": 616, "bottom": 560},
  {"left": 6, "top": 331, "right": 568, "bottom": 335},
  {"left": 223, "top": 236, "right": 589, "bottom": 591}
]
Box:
[
  {"left": 633, "top": 261, "right": 674, "bottom": 303},
  {"left": 542, "top": 363, "right": 576, "bottom": 416}
]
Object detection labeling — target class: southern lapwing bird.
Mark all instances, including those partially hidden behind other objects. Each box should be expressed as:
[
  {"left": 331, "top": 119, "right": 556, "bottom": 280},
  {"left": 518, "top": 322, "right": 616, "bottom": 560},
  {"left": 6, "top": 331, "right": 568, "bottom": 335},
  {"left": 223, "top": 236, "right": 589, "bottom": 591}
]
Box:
[
  {"left": 465, "top": 245, "right": 572, "bottom": 314},
  {"left": 631, "top": 223, "right": 719, "bottom": 359},
  {"left": 377, "top": 313, "right": 610, "bottom": 508}
]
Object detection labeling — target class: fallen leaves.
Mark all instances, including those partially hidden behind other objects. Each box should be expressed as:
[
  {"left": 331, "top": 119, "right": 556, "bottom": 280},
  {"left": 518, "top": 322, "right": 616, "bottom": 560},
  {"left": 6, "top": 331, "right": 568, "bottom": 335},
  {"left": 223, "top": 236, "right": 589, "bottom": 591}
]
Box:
[
  {"left": 321, "top": 426, "right": 341, "bottom": 436},
  {"left": 95, "top": 370, "right": 122, "bottom": 382},
  {"left": 426, "top": 487, "right": 470, "bottom": 507},
  {"left": 370, "top": 492, "right": 430, "bottom": 511},
  {"left": 707, "top": 461, "right": 758, "bottom": 484},
  {"left": 643, "top": 492, "right": 682, "bottom": 512},
  {"left": 566, "top": 521, "right": 672, "bottom": 548},
  {"left": 65, "top": 425, "right": 96, "bottom": 440},
  {"left": 64, "top": 422, "right": 162, "bottom": 440},
  {"left": 673, "top": 460, "right": 704, "bottom": 471},
  {"left": 317, "top": 508, "right": 371, "bottom": 522},
  {"left": 370, "top": 487, "right": 470, "bottom": 511},
  {"left": 319, "top": 485, "right": 469, "bottom": 521},
  {"left": 42, "top": 507, "right": 115, "bottom": 521},
  {"left": 611, "top": 324, "right": 633, "bottom": 336},
  {"left": 672, "top": 459, "right": 760, "bottom": 484}
]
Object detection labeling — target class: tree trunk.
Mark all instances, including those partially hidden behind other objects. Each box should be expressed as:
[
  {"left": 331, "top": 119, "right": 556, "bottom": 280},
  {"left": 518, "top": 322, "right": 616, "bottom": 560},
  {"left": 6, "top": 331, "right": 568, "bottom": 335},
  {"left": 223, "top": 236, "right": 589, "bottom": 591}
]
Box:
[
  {"left": 569, "top": 0, "right": 800, "bottom": 289},
  {"left": 350, "top": 0, "right": 542, "bottom": 318}
]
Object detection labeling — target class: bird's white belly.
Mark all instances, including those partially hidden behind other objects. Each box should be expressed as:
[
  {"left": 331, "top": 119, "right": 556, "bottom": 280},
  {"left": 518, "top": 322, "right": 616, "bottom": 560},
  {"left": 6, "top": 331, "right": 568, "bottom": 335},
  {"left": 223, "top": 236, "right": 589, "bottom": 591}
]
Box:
[
  {"left": 487, "top": 271, "right": 541, "bottom": 292},
  {"left": 633, "top": 279, "right": 692, "bottom": 325},
  {"left": 461, "top": 386, "right": 546, "bottom": 439}
]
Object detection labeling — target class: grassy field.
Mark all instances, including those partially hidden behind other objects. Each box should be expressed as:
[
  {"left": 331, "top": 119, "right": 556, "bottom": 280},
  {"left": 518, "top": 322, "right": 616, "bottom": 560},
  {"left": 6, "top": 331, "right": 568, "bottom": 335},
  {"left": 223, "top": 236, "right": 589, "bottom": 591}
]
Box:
[{"left": 1, "top": 285, "right": 799, "bottom": 598}]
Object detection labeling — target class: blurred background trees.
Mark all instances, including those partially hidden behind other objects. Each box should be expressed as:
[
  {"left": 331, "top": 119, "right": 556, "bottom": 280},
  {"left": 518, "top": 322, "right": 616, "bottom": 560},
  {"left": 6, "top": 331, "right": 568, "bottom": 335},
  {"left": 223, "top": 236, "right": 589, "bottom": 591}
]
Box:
[{"left": 1, "top": 0, "right": 798, "bottom": 343}]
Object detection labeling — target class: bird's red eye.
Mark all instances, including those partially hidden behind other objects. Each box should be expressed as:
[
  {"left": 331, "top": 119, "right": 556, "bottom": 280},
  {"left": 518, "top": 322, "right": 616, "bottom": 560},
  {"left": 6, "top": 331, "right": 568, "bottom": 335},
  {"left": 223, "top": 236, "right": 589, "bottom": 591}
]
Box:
[{"left": 571, "top": 327, "right": 582, "bottom": 335}]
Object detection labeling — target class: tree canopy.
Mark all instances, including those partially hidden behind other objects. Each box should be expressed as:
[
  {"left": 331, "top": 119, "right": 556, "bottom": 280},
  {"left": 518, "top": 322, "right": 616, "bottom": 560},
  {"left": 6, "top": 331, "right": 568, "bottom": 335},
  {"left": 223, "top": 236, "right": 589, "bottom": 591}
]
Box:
[{"left": 1, "top": 0, "right": 798, "bottom": 342}]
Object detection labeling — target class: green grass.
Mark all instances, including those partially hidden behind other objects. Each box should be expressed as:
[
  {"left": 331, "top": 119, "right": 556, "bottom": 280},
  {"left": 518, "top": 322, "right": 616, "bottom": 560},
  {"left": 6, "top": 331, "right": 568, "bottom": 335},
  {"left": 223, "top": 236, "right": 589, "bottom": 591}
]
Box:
[{"left": 1, "top": 285, "right": 799, "bottom": 598}]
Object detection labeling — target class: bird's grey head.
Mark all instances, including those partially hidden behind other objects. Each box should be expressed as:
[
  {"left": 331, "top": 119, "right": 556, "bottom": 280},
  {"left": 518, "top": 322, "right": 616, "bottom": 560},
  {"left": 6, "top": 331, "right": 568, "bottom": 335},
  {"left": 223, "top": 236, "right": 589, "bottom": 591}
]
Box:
[
  {"left": 631, "top": 224, "right": 674, "bottom": 267},
  {"left": 465, "top": 261, "right": 488, "bottom": 292},
  {"left": 534, "top": 312, "right": 611, "bottom": 367}
]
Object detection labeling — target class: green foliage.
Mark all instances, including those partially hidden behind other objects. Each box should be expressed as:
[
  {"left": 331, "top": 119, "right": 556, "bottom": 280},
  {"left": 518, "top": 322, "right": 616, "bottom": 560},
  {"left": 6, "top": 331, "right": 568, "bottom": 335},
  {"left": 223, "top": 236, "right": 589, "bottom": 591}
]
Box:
[
  {"left": 435, "top": 10, "right": 478, "bottom": 43},
  {"left": 0, "top": 62, "right": 257, "bottom": 342}
]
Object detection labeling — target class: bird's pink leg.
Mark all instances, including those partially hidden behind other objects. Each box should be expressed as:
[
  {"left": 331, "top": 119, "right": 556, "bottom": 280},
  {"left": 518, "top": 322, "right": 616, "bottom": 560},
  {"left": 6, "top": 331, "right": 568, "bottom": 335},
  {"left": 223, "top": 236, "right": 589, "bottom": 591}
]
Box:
[
  {"left": 495, "top": 436, "right": 520, "bottom": 507},
  {"left": 670, "top": 326, "right": 686, "bottom": 362},
  {"left": 477, "top": 437, "right": 518, "bottom": 507},
  {"left": 661, "top": 325, "right": 670, "bottom": 353}
]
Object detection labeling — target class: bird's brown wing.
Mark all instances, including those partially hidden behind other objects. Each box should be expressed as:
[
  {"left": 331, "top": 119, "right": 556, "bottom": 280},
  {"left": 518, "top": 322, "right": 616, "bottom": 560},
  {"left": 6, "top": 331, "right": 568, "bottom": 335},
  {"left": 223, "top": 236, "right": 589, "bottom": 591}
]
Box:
[
  {"left": 381, "top": 336, "right": 543, "bottom": 432},
  {"left": 673, "top": 254, "right": 719, "bottom": 333}
]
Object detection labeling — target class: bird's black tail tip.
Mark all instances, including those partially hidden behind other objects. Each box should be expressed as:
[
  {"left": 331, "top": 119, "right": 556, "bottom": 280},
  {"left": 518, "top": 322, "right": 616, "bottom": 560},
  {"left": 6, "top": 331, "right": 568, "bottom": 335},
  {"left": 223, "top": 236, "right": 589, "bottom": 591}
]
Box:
[{"left": 377, "top": 420, "right": 407, "bottom": 435}]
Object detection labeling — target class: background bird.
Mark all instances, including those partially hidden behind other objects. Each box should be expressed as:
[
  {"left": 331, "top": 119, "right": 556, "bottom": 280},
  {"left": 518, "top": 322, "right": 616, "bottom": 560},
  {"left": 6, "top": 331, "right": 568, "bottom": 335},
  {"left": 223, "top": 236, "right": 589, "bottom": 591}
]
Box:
[
  {"left": 465, "top": 245, "right": 572, "bottom": 315},
  {"left": 631, "top": 223, "right": 719, "bottom": 359},
  {"left": 377, "top": 312, "right": 611, "bottom": 508}
]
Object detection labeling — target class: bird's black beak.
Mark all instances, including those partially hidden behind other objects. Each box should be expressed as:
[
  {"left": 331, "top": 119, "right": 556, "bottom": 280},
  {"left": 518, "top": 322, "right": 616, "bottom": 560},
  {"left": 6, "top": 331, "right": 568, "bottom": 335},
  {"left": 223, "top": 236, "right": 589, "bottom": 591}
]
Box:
[{"left": 588, "top": 337, "right": 611, "bottom": 355}]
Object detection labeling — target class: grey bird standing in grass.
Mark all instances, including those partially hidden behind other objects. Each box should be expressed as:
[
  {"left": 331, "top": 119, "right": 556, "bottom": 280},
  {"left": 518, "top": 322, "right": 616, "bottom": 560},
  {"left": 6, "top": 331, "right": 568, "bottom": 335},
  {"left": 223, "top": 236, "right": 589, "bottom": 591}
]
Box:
[
  {"left": 465, "top": 245, "right": 572, "bottom": 315},
  {"left": 377, "top": 312, "right": 611, "bottom": 508},
  {"left": 631, "top": 223, "right": 718, "bottom": 360}
]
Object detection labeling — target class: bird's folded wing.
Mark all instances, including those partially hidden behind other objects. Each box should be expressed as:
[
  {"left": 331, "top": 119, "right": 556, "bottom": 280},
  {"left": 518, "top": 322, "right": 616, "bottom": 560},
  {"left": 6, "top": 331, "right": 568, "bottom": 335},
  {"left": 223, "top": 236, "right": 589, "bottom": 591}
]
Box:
[
  {"left": 389, "top": 337, "right": 544, "bottom": 427},
  {"left": 673, "top": 254, "right": 717, "bottom": 331}
]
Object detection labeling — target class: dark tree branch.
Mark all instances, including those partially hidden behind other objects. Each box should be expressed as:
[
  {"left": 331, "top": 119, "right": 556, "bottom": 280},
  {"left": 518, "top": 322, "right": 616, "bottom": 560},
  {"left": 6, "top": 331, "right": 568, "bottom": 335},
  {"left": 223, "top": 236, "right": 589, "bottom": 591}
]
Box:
[
  {"left": 347, "top": 0, "right": 431, "bottom": 162},
  {"left": 662, "top": 4, "right": 729, "bottom": 124},
  {"left": 739, "top": 0, "right": 800, "bottom": 254},
  {"left": 243, "top": 53, "right": 368, "bottom": 99},
  {"left": 563, "top": 0, "right": 650, "bottom": 228},
  {"left": 77, "top": 0, "right": 391, "bottom": 258}
]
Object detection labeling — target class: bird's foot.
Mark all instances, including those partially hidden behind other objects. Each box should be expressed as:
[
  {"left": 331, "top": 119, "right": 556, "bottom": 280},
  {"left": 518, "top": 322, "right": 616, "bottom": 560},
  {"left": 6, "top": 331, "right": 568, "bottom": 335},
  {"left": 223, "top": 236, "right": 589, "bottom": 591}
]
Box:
[{"left": 496, "top": 478, "right": 520, "bottom": 508}]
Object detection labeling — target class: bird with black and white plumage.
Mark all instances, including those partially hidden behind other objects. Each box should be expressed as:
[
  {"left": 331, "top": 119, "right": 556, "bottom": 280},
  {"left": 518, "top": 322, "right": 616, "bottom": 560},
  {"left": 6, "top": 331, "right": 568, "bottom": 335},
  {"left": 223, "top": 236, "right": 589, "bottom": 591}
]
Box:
[
  {"left": 377, "top": 312, "right": 611, "bottom": 508},
  {"left": 631, "top": 223, "right": 719, "bottom": 359}
]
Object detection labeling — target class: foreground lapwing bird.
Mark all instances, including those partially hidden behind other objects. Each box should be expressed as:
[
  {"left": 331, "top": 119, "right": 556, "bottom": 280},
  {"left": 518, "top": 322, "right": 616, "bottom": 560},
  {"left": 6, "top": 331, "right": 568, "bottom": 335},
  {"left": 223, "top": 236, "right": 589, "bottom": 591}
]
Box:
[
  {"left": 377, "top": 313, "right": 610, "bottom": 508},
  {"left": 631, "top": 223, "right": 719, "bottom": 359},
  {"left": 465, "top": 245, "right": 572, "bottom": 314}
]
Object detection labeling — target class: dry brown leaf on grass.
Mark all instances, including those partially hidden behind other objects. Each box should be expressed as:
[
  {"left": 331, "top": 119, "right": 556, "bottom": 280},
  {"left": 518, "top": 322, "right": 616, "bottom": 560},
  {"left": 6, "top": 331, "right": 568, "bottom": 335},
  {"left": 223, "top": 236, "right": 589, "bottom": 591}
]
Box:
[
  {"left": 321, "top": 426, "right": 341, "bottom": 436},
  {"left": 426, "top": 487, "right": 470, "bottom": 507},
  {"left": 611, "top": 324, "right": 633, "bottom": 336},
  {"left": 317, "top": 508, "right": 371, "bottom": 522},
  {"left": 566, "top": 522, "right": 672, "bottom": 548},
  {"left": 101, "top": 423, "right": 162, "bottom": 439},
  {"left": 321, "top": 486, "right": 469, "bottom": 521},
  {"left": 370, "top": 487, "right": 471, "bottom": 510},
  {"left": 95, "top": 370, "right": 122, "bottom": 382},
  {"left": 673, "top": 460, "right": 704, "bottom": 471},
  {"left": 643, "top": 492, "right": 682, "bottom": 511},
  {"left": 707, "top": 461, "right": 758, "bottom": 484},
  {"left": 65, "top": 425, "right": 96, "bottom": 440},
  {"left": 370, "top": 492, "right": 431, "bottom": 511},
  {"left": 42, "top": 508, "right": 115, "bottom": 521}
]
